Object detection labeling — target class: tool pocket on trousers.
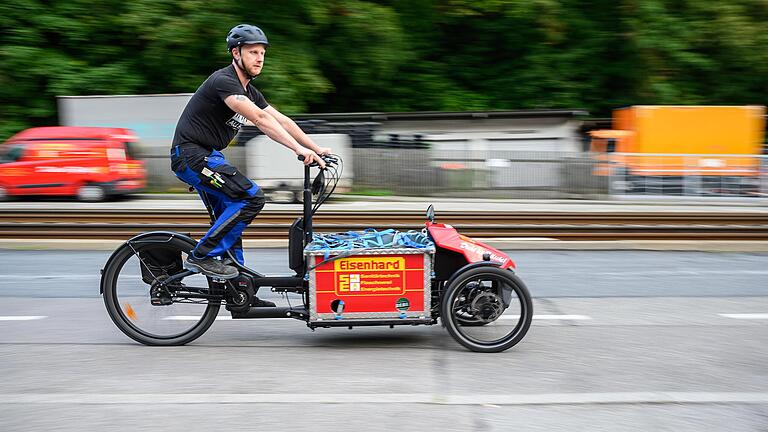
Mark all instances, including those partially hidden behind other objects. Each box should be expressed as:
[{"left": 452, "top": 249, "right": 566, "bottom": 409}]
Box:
[{"left": 206, "top": 164, "right": 253, "bottom": 199}]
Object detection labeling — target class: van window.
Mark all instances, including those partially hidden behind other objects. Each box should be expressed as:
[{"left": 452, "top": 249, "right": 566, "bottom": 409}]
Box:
[
  {"left": 124, "top": 142, "right": 140, "bottom": 160},
  {"left": 0, "top": 144, "right": 26, "bottom": 164}
]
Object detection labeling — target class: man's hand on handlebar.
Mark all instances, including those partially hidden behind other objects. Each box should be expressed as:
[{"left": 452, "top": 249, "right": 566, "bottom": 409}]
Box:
[
  {"left": 295, "top": 147, "right": 326, "bottom": 168},
  {"left": 297, "top": 153, "right": 338, "bottom": 169},
  {"left": 317, "top": 146, "right": 332, "bottom": 156}
]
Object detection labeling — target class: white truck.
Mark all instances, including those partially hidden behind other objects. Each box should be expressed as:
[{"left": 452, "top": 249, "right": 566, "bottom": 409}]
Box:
[{"left": 245, "top": 133, "right": 353, "bottom": 203}]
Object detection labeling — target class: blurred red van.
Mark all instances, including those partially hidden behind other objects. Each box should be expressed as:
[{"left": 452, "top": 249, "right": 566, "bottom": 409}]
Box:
[{"left": 0, "top": 126, "right": 147, "bottom": 201}]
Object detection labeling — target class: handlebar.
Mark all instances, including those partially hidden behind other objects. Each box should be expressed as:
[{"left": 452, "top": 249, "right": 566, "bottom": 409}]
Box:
[{"left": 297, "top": 154, "right": 339, "bottom": 168}]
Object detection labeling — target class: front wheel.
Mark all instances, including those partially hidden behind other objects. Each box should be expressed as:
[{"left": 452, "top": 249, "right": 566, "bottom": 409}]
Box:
[
  {"left": 77, "top": 183, "right": 108, "bottom": 202},
  {"left": 102, "top": 234, "right": 221, "bottom": 345},
  {"left": 441, "top": 266, "right": 533, "bottom": 353}
]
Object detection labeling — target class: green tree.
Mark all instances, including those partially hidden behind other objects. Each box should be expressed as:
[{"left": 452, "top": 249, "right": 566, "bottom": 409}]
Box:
[{"left": 2, "top": 0, "right": 768, "bottom": 140}]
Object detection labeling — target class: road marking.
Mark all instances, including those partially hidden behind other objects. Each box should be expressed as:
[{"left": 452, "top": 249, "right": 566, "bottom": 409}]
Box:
[
  {"left": 498, "top": 315, "right": 590, "bottom": 320},
  {"left": 4, "top": 313, "right": 764, "bottom": 322},
  {"left": 161, "top": 314, "right": 592, "bottom": 321},
  {"left": 718, "top": 313, "right": 768, "bottom": 320},
  {"left": 0, "top": 316, "right": 46, "bottom": 321},
  {"left": 0, "top": 275, "right": 99, "bottom": 279},
  {"left": 0, "top": 392, "right": 766, "bottom": 405},
  {"left": 591, "top": 270, "right": 768, "bottom": 276}
]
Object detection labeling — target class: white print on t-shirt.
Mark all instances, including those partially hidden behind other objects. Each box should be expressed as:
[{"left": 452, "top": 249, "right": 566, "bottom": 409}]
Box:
[{"left": 225, "top": 113, "right": 248, "bottom": 130}]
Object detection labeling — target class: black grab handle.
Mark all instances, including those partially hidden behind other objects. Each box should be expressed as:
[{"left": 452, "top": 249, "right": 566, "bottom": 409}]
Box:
[{"left": 297, "top": 154, "right": 338, "bottom": 168}]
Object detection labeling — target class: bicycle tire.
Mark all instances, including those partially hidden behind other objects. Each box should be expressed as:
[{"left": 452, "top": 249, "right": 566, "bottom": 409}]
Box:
[
  {"left": 102, "top": 233, "right": 220, "bottom": 346},
  {"left": 441, "top": 266, "right": 533, "bottom": 353}
]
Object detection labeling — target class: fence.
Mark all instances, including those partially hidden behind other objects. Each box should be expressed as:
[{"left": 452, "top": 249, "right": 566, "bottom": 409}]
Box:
[
  {"left": 604, "top": 153, "right": 768, "bottom": 198},
  {"left": 352, "top": 149, "right": 768, "bottom": 200},
  {"left": 352, "top": 149, "right": 608, "bottom": 199},
  {"left": 139, "top": 136, "right": 767, "bottom": 201}
]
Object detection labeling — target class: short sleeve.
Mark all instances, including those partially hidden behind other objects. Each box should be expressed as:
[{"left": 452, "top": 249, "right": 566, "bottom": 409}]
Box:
[
  {"left": 212, "top": 73, "right": 246, "bottom": 102},
  {"left": 250, "top": 86, "right": 269, "bottom": 109}
]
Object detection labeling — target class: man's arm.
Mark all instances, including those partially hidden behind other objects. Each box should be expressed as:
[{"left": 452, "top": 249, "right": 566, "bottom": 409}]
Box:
[
  {"left": 264, "top": 106, "right": 331, "bottom": 155},
  {"left": 225, "top": 95, "right": 323, "bottom": 166}
]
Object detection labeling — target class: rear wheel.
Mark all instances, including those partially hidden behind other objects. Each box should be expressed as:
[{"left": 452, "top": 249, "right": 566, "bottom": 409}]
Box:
[
  {"left": 441, "top": 266, "right": 532, "bottom": 353},
  {"left": 102, "top": 234, "right": 221, "bottom": 345}
]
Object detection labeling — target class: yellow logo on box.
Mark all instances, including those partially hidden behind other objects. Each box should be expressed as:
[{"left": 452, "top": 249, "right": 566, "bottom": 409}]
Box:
[
  {"left": 334, "top": 257, "right": 406, "bottom": 295},
  {"left": 335, "top": 257, "right": 404, "bottom": 271}
]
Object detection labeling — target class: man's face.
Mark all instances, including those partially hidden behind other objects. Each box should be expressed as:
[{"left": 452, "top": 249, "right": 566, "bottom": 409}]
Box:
[{"left": 234, "top": 43, "right": 266, "bottom": 76}]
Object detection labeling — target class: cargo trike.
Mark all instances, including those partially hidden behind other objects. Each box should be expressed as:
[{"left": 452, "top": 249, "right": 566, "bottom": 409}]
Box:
[{"left": 100, "top": 155, "right": 532, "bottom": 352}]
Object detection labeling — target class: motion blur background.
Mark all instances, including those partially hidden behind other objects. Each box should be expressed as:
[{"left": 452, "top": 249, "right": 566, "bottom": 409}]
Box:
[
  {"left": 3, "top": 1, "right": 768, "bottom": 201},
  {"left": 2, "top": 2, "right": 768, "bottom": 432},
  {"left": 4, "top": 0, "right": 768, "bottom": 135}
]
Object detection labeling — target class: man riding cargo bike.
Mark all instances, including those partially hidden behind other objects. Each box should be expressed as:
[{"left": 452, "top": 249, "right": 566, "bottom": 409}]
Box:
[
  {"left": 171, "top": 24, "right": 330, "bottom": 279},
  {"left": 100, "top": 24, "right": 533, "bottom": 353}
]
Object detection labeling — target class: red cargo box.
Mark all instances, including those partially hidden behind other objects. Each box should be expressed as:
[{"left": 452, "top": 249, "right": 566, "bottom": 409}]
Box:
[{"left": 307, "top": 248, "right": 433, "bottom": 323}]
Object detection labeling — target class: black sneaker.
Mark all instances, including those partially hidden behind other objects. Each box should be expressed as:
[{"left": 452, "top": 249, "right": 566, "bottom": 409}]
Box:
[
  {"left": 184, "top": 255, "right": 239, "bottom": 279},
  {"left": 251, "top": 297, "right": 277, "bottom": 307}
]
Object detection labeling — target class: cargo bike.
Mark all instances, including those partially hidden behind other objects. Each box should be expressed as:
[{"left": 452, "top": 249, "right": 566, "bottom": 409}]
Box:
[{"left": 100, "top": 155, "right": 533, "bottom": 352}]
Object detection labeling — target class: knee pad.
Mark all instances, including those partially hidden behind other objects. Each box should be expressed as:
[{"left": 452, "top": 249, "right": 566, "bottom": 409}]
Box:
[{"left": 242, "top": 189, "right": 265, "bottom": 220}]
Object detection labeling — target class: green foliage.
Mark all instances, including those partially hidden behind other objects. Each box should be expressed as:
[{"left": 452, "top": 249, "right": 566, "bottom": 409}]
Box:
[{"left": 2, "top": 0, "right": 768, "bottom": 140}]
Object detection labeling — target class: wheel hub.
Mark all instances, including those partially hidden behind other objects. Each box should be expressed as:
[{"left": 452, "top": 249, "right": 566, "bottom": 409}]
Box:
[{"left": 470, "top": 291, "right": 504, "bottom": 323}]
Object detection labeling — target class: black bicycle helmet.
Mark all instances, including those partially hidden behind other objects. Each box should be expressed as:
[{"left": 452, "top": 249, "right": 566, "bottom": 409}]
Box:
[{"left": 226, "top": 24, "right": 269, "bottom": 52}]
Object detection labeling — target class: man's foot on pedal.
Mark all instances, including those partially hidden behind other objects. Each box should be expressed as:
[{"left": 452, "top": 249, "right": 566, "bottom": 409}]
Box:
[
  {"left": 251, "top": 297, "right": 276, "bottom": 307},
  {"left": 184, "top": 254, "right": 238, "bottom": 279}
]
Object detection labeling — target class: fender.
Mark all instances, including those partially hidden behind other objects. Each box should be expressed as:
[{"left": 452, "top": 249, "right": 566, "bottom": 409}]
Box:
[
  {"left": 442, "top": 261, "right": 510, "bottom": 292},
  {"left": 427, "top": 222, "right": 515, "bottom": 269},
  {"left": 99, "top": 231, "right": 196, "bottom": 294}
]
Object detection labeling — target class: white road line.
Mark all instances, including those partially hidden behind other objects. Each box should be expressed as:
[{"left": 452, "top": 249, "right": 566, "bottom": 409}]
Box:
[
  {"left": 0, "top": 392, "right": 766, "bottom": 405},
  {"left": 590, "top": 270, "right": 768, "bottom": 276},
  {"left": 0, "top": 275, "right": 98, "bottom": 279},
  {"left": 162, "top": 314, "right": 592, "bottom": 321},
  {"left": 498, "top": 315, "right": 591, "bottom": 320},
  {"left": 718, "top": 313, "right": 768, "bottom": 320},
  {"left": 0, "top": 316, "right": 46, "bottom": 321}
]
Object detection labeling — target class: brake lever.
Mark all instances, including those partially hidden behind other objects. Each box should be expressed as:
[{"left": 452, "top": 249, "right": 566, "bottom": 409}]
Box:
[
  {"left": 297, "top": 154, "right": 338, "bottom": 169},
  {"left": 311, "top": 169, "right": 325, "bottom": 194}
]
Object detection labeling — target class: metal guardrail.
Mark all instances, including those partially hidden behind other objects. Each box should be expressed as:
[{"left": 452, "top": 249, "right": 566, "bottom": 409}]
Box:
[{"left": 2, "top": 209, "right": 767, "bottom": 241}]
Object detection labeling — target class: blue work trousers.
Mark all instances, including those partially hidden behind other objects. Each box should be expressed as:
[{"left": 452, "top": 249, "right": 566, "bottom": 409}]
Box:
[{"left": 171, "top": 145, "right": 265, "bottom": 264}]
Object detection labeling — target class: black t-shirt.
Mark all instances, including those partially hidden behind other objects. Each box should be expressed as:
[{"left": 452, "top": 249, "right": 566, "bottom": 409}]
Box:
[{"left": 172, "top": 64, "right": 269, "bottom": 151}]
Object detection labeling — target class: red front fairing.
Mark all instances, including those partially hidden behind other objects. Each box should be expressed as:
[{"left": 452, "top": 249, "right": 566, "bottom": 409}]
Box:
[{"left": 426, "top": 221, "right": 515, "bottom": 269}]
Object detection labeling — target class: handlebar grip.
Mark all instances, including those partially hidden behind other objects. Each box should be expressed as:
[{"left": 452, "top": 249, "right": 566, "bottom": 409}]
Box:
[{"left": 298, "top": 154, "right": 338, "bottom": 168}]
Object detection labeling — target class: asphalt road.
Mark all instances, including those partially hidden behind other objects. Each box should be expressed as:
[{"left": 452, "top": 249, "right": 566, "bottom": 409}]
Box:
[{"left": 1, "top": 249, "right": 767, "bottom": 431}]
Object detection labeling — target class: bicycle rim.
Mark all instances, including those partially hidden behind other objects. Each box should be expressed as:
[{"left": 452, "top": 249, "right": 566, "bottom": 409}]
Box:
[
  {"left": 448, "top": 273, "right": 529, "bottom": 347},
  {"left": 109, "top": 245, "right": 219, "bottom": 340}
]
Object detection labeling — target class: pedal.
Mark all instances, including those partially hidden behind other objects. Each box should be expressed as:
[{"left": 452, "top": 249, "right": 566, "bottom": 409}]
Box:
[
  {"left": 150, "top": 285, "right": 173, "bottom": 306},
  {"left": 150, "top": 294, "right": 173, "bottom": 306}
]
